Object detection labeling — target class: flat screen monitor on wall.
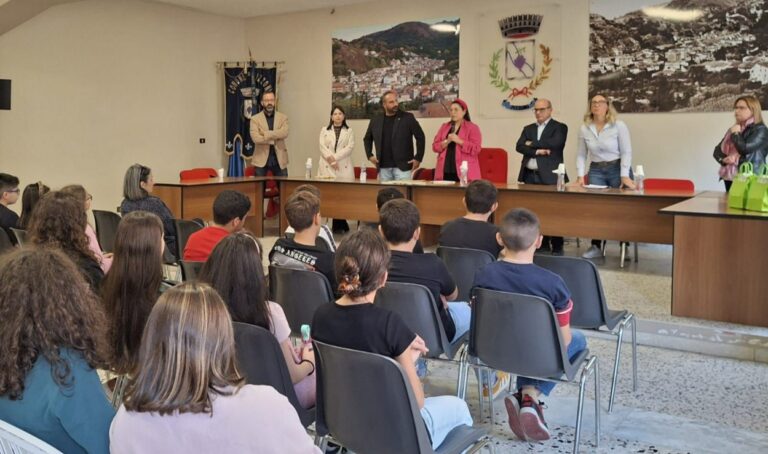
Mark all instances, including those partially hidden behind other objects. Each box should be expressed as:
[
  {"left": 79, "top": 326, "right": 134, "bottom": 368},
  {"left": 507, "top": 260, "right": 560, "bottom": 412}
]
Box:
[{"left": 0, "top": 80, "right": 10, "bottom": 110}]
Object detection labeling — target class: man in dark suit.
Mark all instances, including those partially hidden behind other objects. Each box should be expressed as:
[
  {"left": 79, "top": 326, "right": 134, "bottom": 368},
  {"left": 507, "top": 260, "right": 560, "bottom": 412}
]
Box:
[
  {"left": 364, "top": 90, "right": 426, "bottom": 182},
  {"left": 515, "top": 98, "right": 568, "bottom": 255}
]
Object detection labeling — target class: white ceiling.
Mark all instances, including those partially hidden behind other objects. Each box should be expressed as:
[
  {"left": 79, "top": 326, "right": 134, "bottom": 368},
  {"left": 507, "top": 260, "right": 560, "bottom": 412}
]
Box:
[{"left": 150, "top": 0, "right": 377, "bottom": 18}]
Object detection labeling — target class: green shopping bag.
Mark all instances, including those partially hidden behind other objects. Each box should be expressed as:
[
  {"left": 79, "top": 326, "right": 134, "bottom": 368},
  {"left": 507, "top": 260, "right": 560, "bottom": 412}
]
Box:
[
  {"left": 745, "top": 164, "right": 768, "bottom": 212},
  {"left": 728, "top": 162, "right": 753, "bottom": 210}
]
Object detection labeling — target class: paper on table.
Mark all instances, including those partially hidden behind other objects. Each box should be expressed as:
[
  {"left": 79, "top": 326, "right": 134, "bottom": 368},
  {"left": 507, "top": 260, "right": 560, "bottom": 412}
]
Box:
[{"left": 583, "top": 184, "right": 609, "bottom": 189}]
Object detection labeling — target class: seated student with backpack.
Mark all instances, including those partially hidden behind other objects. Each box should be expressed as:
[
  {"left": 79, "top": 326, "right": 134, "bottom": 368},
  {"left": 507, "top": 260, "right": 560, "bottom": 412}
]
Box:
[
  {"left": 269, "top": 191, "right": 337, "bottom": 290},
  {"left": 438, "top": 179, "right": 502, "bottom": 258},
  {"left": 312, "top": 228, "right": 473, "bottom": 450},
  {"left": 183, "top": 190, "right": 251, "bottom": 262},
  {"left": 473, "top": 207, "right": 587, "bottom": 442}
]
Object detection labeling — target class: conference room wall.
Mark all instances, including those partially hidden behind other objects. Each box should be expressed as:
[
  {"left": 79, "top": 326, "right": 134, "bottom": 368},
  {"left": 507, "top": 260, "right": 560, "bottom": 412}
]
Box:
[
  {"left": 245, "top": 0, "right": 733, "bottom": 192},
  {"left": 0, "top": 0, "right": 245, "bottom": 214}
]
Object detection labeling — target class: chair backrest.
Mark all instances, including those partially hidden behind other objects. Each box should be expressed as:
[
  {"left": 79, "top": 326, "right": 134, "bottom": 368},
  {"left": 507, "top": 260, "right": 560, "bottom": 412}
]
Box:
[
  {"left": 0, "top": 228, "right": 14, "bottom": 254},
  {"left": 533, "top": 255, "right": 610, "bottom": 329},
  {"left": 92, "top": 210, "right": 121, "bottom": 253},
  {"left": 0, "top": 419, "right": 62, "bottom": 454},
  {"left": 244, "top": 166, "right": 256, "bottom": 177},
  {"left": 313, "top": 341, "right": 433, "bottom": 453},
  {"left": 436, "top": 246, "right": 496, "bottom": 302},
  {"left": 471, "top": 288, "right": 570, "bottom": 379},
  {"left": 179, "top": 260, "right": 204, "bottom": 281},
  {"left": 642, "top": 178, "right": 694, "bottom": 191},
  {"left": 413, "top": 168, "right": 435, "bottom": 181},
  {"left": 374, "top": 282, "right": 451, "bottom": 358},
  {"left": 173, "top": 218, "right": 204, "bottom": 260},
  {"left": 478, "top": 148, "right": 508, "bottom": 183},
  {"left": 353, "top": 166, "right": 379, "bottom": 180},
  {"left": 232, "top": 322, "right": 314, "bottom": 427},
  {"left": 8, "top": 228, "right": 27, "bottom": 247},
  {"left": 269, "top": 265, "right": 334, "bottom": 336},
  {"left": 179, "top": 168, "right": 217, "bottom": 181}
]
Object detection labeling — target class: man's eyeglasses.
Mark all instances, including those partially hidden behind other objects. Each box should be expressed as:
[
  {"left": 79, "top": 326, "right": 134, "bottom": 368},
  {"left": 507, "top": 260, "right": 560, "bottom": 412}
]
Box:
[
  {"left": 6, "top": 188, "right": 20, "bottom": 193},
  {"left": 533, "top": 108, "right": 551, "bottom": 112}
]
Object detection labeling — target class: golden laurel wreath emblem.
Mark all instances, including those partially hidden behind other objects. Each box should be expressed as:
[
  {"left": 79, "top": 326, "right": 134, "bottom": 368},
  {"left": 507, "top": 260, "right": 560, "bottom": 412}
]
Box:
[{"left": 489, "top": 44, "right": 551, "bottom": 100}]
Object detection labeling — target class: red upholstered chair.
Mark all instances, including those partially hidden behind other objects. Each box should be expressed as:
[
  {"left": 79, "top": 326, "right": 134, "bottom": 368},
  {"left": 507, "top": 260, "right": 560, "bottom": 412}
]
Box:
[
  {"left": 353, "top": 166, "right": 379, "bottom": 180},
  {"left": 478, "top": 148, "right": 508, "bottom": 183},
  {"left": 179, "top": 168, "right": 217, "bottom": 181},
  {"left": 643, "top": 178, "right": 694, "bottom": 192},
  {"left": 245, "top": 167, "right": 280, "bottom": 218},
  {"left": 413, "top": 168, "right": 435, "bottom": 181}
]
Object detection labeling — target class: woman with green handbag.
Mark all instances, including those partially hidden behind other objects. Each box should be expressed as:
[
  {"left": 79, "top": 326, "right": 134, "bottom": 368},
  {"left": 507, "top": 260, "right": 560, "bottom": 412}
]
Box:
[{"left": 713, "top": 95, "right": 768, "bottom": 191}]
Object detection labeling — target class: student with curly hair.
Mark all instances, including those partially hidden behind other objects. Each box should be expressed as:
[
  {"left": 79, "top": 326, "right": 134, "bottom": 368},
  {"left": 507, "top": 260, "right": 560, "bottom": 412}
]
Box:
[
  {"left": 28, "top": 191, "right": 104, "bottom": 290},
  {"left": 0, "top": 248, "right": 114, "bottom": 453},
  {"left": 109, "top": 282, "right": 319, "bottom": 453},
  {"left": 60, "top": 184, "right": 113, "bottom": 272}
]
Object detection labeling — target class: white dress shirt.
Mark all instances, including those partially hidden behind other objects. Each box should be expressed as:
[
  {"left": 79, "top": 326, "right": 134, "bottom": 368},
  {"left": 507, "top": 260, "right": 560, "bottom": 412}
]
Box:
[{"left": 576, "top": 120, "right": 632, "bottom": 177}]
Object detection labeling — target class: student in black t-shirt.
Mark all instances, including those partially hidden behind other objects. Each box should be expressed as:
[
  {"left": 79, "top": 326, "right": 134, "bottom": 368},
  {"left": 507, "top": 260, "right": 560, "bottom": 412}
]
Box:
[
  {"left": 473, "top": 208, "right": 586, "bottom": 442},
  {"left": 312, "top": 229, "right": 472, "bottom": 449},
  {"left": 438, "top": 179, "right": 502, "bottom": 258},
  {"left": 0, "top": 173, "right": 20, "bottom": 231},
  {"left": 374, "top": 187, "right": 423, "bottom": 253},
  {"left": 269, "top": 191, "right": 336, "bottom": 290},
  {"left": 379, "top": 199, "right": 470, "bottom": 343}
]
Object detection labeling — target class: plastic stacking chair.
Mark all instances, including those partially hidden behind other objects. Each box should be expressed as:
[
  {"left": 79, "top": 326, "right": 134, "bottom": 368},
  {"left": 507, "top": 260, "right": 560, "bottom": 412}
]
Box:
[
  {"left": 413, "top": 168, "right": 435, "bottom": 180},
  {"left": 436, "top": 246, "right": 496, "bottom": 302},
  {"left": 464, "top": 288, "right": 599, "bottom": 453},
  {"left": 92, "top": 210, "right": 121, "bottom": 253},
  {"left": 8, "top": 228, "right": 27, "bottom": 247},
  {"left": 233, "top": 322, "right": 315, "bottom": 427},
  {"left": 478, "top": 148, "right": 508, "bottom": 183},
  {"left": 374, "top": 282, "right": 467, "bottom": 394},
  {"left": 179, "top": 168, "right": 217, "bottom": 181},
  {"left": 0, "top": 418, "right": 62, "bottom": 453},
  {"left": 246, "top": 167, "right": 281, "bottom": 218},
  {"left": 173, "top": 218, "right": 204, "bottom": 260},
  {"left": 0, "top": 228, "right": 14, "bottom": 254},
  {"left": 533, "top": 255, "right": 637, "bottom": 413},
  {"left": 179, "top": 260, "right": 204, "bottom": 281},
  {"left": 313, "top": 341, "right": 492, "bottom": 454},
  {"left": 269, "top": 265, "right": 334, "bottom": 337}
]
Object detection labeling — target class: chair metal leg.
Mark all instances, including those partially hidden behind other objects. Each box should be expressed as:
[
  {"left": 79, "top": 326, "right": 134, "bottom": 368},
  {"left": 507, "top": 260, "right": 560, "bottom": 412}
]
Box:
[
  {"left": 633, "top": 242, "right": 639, "bottom": 263},
  {"left": 600, "top": 240, "right": 607, "bottom": 256},
  {"left": 608, "top": 320, "right": 625, "bottom": 413},
  {"left": 487, "top": 370, "right": 494, "bottom": 427},
  {"left": 619, "top": 243, "right": 626, "bottom": 269},
  {"left": 477, "top": 369, "right": 484, "bottom": 418},
  {"left": 631, "top": 314, "right": 638, "bottom": 392},
  {"left": 573, "top": 361, "right": 589, "bottom": 453},
  {"left": 594, "top": 358, "right": 601, "bottom": 447},
  {"left": 315, "top": 435, "right": 328, "bottom": 451},
  {"left": 457, "top": 346, "right": 468, "bottom": 398}
]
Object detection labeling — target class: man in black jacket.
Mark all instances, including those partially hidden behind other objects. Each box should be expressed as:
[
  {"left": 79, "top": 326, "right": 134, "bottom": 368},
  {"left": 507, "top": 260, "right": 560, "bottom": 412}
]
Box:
[
  {"left": 515, "top": 98, "right": 568, "bottom": 255},
  {"left": 363, "top": 91, "right": 426, "bottom": 182}
]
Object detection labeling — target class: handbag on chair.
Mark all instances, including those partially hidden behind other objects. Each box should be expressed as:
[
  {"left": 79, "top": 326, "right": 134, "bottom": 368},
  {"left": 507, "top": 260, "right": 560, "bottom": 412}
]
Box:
[
  {"left": 745, "top": 164, "right": 768, "bottom": 213},
  {"left": 728, "top": 162, "right": 754, "bottom": 210}
]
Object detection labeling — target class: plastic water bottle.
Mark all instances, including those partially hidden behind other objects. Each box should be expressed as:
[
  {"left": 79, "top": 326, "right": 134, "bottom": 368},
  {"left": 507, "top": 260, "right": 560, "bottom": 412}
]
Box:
[
  {"left": 635, "top": 165, "right": 645, "bottom": 193},
  {"left": 305, "top": 158, "right": 312, "bottom": 179},
  {"left": 460, "top": 161, "right": 469, "bottom": 186},
  {"left": 359, "top": 164, "right": 367, "bottom": 182},
  {"left": 556, "top": 163, "right": 566, "bottom": 192}
]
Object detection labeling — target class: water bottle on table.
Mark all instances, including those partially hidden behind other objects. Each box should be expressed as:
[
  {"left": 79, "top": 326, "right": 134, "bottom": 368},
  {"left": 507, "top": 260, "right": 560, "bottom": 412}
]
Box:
[
  {"left": 555, "top": 163, "right": 566, "bottom": 192},
  {"left": 305, "top": 158, "right": 313, "bottom": 179},
  {"left": 460, "top": 160, "right": 469, "bottom": 186},
  {"left": 360, "top": 163, "right": 367, "bottom": 183},
  {"left": 635, "top": 165, "right": 645, "bottom": 193}
]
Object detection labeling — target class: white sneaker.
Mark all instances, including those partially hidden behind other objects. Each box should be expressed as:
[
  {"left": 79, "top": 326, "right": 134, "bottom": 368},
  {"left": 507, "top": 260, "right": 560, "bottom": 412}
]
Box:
[{"left": 582, "top": 245, "right": 603, "bottom": 259}]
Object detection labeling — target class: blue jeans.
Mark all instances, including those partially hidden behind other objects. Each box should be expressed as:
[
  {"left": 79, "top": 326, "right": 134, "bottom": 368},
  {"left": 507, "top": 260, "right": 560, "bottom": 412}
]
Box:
[
  {"left": 253, "top": 150, "right": 287, "bottom": 176},
  {"left": 420, "top": 395, "right": 473, "bottom": 449},
  {"left": 587, "top": 162, "right": 631, "bottom": 246},
  {"left": 447, "top": 302, "right": 471, "bottom": 343},
  {"left": 379, "top": 167, "right": 412, "bottom": 181},
  {"left": 516, "top": 330, "right": 587, "bottom": 396}
]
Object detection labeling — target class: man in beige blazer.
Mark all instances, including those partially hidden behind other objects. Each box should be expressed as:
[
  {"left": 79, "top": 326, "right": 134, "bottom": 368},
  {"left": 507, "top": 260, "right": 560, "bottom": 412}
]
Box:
[{"left": 249, "top": 91, "right": 289, "bottom": 176}]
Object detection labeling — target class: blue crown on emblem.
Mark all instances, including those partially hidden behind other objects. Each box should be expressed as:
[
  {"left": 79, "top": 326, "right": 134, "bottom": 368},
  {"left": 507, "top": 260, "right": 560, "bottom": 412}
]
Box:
[{"left": 498, "top": 14, "right": 542, "bottom": 39}]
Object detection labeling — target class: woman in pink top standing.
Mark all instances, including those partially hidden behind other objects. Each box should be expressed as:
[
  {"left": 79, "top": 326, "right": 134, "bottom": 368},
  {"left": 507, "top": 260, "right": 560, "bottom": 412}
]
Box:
[{"left": 432, "top": 99, "right": 483, "bottom": 182}]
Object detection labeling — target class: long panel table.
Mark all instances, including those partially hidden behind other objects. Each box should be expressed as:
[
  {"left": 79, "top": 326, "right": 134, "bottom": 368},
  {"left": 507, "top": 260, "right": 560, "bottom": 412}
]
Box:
[{"left": 660, "top": 193, "right": 768, "bottom": 327}]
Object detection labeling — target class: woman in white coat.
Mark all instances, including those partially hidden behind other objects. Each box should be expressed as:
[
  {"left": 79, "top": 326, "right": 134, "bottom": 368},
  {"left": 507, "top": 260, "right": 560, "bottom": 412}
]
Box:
[{"left": 318, "top": 105, "right": 355, "bottom": 180}]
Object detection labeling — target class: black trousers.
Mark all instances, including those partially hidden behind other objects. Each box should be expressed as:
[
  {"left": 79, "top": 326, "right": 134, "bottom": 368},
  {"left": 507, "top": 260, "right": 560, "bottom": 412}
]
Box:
[{"left": 521, "top": 168, "right": 563, "bottom": 251}]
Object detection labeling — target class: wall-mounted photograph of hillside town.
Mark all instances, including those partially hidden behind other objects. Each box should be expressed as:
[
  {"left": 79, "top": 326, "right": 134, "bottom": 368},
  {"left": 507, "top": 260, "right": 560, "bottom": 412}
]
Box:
[
  {"left": 332, "top": 18, "right": 460, "bottom": 119},
  {"left": 589, "top": 0, "right": 768, "bottom": 113}
]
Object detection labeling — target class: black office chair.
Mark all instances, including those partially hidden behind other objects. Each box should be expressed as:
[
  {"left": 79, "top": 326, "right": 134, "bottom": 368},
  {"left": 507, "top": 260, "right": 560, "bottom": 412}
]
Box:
[
  {"left": 314, "top": 341, "right": 491, "bottom": 454},
  {"left": 374, "top": 282, "right": 467, "bottom": 394},
  {"left": 233, "top": 322, "right": 315, "bottom": 427},
  {"left": 0, "top": 228, "right": 14, "bottom": 254},
  {"left": 8, "top": 228, "right": 27, "bottom": 247},
  {"left": 436, "top": 246, "right": 496, "bottom": 302},
  {"left": 173, "top": 218, "right": 204, "bottom": 260},
  {"left": 179, "top": 260, "right": 204, "bottom": 281},
  {"left": 269, "top": 265, "right": 334, "bottom": 337},
  {"left": 92, "top": 210, "right": 121, "bottom": 253},
  {"left": 465, "top": 288, "right": 600, "bottom": 454},
  {"left": 534, "top": 255, "right": 637, "bottom": 412}
]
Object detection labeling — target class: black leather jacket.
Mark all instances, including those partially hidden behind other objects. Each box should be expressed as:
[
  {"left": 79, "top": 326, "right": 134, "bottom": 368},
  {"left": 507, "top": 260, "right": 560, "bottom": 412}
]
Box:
[{"left": 714, "top": 122, "right": 768, "bottom": 170}]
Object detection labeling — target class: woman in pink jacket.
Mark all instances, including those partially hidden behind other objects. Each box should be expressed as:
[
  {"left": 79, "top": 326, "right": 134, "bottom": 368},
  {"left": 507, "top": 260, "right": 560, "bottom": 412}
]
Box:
[{"left": 432, "top": 99, "right": 483, "bottom": 181}]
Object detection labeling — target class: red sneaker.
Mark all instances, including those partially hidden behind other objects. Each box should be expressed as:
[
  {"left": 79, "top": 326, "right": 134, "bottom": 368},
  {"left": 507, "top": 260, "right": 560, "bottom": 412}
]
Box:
[
  {"left": 504, "top": 392, "right": 526, "bottom": 441},
  {"left": 519, "top": 394, "right": 551, "bottom": 441}
]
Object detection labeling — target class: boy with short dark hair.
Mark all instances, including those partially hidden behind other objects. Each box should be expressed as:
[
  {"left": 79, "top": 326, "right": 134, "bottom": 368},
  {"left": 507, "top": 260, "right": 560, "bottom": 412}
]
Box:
[
  {"left": 438, "top": 179, "right": 501, "bottom": 257},
  {"left": 270, "top": 191, "right": 336, "bottom": 289},
  {"left": 285, "top": 184, "right": 336, "bottom": 251},
  {"left": 473, "top": 208, "right": 586, "bottom": 442},
  {"left": 0, "top": 173, "right": 20, "bottom": 230},
  {"left": 375, "top": 187, "right": 423, "bottom": 253},
  {"left": 183, "top": 190, "right": 251, "bottom": 262}
]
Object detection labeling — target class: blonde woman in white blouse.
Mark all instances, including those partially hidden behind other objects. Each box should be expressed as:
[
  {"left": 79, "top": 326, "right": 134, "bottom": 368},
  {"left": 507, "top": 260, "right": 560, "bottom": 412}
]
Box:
[{"left": 318, "top": 105, "right": 355, "bottom": 180}]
